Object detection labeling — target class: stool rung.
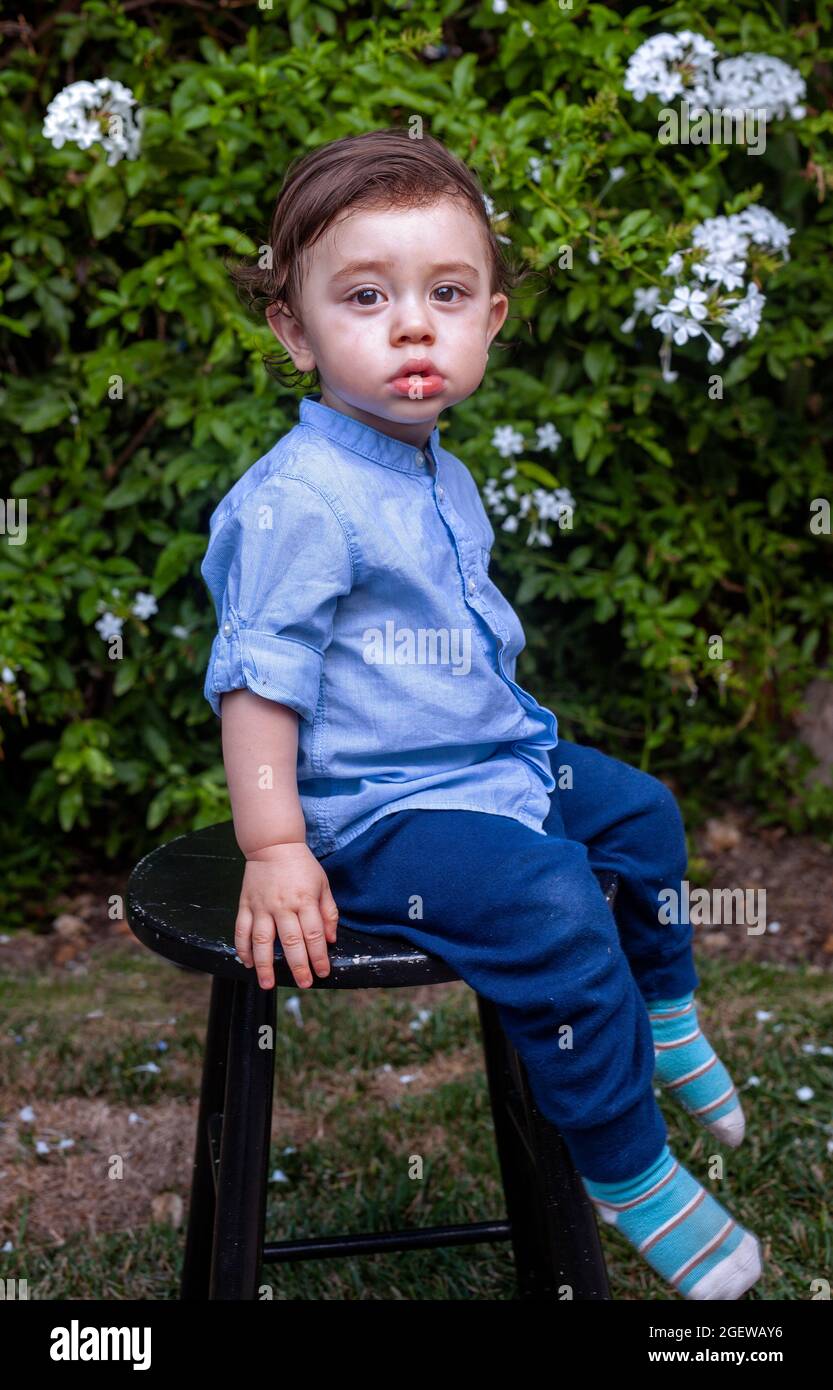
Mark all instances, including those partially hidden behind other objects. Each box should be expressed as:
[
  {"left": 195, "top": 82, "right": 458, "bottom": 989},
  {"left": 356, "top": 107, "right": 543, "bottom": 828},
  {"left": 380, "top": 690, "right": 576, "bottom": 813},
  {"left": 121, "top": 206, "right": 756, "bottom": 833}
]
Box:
[{"left": 262, "top": 1219, "right": 512, "bottom": 1263}]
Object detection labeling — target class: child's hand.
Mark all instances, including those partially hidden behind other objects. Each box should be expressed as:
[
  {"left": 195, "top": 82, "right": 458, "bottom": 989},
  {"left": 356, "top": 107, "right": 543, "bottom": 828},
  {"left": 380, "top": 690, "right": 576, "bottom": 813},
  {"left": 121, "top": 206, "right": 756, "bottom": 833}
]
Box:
[{"left": 234, "top": 842, "right": 340, "bottom": 991}]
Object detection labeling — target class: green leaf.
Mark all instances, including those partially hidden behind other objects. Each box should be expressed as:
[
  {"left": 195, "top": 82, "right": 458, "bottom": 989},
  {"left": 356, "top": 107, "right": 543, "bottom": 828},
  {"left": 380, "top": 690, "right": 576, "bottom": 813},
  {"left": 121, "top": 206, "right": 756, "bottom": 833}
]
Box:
[
  {"left": 153, "top": 535, "right": 205, "bottom": 596},
  {"left": 103, "top": 476, "right": 150, "bottom": 509},
  {"left": 87, "top": 188, "right": 126, "bottom": 241},
  {"left": 516, "top": 461, "right": 561, "bottom": 488},
  {"left": 58, "top": 786, "right": 82, "bottom": 833},
  {"left": 572, "top": 415, "right": 594, "bottom": 461}
]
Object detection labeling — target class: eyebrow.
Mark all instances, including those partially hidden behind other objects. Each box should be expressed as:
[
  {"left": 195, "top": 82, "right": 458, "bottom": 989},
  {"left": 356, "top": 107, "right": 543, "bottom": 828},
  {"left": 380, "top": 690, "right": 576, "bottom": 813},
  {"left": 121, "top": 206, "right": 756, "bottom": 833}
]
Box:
[{"left": 329, "top": 259, "right": 481, "bottom": 284}]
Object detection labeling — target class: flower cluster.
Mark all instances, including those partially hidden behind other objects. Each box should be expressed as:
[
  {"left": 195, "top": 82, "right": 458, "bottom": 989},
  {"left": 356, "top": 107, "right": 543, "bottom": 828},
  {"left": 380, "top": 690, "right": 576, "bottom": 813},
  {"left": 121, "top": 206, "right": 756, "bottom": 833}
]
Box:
[
  {"left": 482, "top": 192, "right": 512, "bottom": 245},
  {"left": 94, "top": 589, "right": 159, "bottom": 642},
  {"left": 42, "top": 79, "right": 143, "bottom": 166},
  {"left": 621, "top": 205, "right": 793, "bottom": 378},
  {"left": 624, "top": 31, "right": 806, "bottom": 122},
  {"left": 484, "top": 425, "right": 575, "bottom": 548}
]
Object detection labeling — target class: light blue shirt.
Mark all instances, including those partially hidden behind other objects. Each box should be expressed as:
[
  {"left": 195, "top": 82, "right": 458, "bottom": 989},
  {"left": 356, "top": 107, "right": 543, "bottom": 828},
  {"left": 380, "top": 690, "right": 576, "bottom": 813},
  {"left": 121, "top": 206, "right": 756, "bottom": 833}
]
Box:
[{"left": 201, "top": 393, "right": 559, "bottom": 857}]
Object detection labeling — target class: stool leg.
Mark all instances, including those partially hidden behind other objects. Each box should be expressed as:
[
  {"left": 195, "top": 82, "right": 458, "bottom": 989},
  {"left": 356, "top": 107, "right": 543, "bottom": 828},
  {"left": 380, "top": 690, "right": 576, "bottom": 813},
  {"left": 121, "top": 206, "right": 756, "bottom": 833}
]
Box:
[
  {"left": 209, "top": 978, "right": 277, "bottom": 1300},
  {"left": 181, "top": 975, "right": 235, "bottom": 1300},
  {"left": 476, "top": 995, "right": 611, "bottom": 1301}
]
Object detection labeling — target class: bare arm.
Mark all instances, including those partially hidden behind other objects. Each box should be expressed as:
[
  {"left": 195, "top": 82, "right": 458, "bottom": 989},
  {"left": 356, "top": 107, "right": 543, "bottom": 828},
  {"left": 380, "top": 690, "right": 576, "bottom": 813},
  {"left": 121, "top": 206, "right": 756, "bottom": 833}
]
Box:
[
  {"left": 221, "top": 688, "right": 306, "bottom": 854},
  {"left": 219, "top": 688, "right": 339, "bottom": 990}
]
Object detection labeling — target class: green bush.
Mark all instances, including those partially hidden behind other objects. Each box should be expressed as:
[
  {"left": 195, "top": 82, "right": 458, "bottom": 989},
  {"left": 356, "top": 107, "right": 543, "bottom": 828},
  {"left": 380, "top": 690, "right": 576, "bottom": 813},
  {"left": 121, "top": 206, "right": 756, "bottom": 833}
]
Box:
[{"left": 2, "top": 1, "right": 832, "bottom": 924}]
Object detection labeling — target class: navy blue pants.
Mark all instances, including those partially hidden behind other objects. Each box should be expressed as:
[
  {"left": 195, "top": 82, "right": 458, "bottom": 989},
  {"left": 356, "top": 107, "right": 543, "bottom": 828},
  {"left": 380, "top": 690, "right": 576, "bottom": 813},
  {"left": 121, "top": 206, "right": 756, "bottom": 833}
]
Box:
[{"left": 318, "top": 740, "right": 699, "bottom": 1183}]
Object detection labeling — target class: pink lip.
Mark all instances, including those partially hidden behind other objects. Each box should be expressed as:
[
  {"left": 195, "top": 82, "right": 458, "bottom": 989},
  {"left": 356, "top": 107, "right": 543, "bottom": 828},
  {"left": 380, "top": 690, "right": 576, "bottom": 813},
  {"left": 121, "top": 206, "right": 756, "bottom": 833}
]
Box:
[
  {"left": 390, "top": 373, "right": 445, "bottom": 399},
  {"left": 390, "top": 358, "right": 440, "bottom": 379},
  {"left": 389, "top": 359, "right": 445, "bottom": 398}
]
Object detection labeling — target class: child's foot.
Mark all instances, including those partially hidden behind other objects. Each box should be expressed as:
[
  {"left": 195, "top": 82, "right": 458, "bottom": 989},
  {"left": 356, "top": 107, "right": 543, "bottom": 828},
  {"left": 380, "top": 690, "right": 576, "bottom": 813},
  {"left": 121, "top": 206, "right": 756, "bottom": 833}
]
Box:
[
  {"left": 648, "top": 991, "right": 746, "bottom": 1147},
  {"left": 582, "top": 1144, "right": 763, "bottom": 1299}
]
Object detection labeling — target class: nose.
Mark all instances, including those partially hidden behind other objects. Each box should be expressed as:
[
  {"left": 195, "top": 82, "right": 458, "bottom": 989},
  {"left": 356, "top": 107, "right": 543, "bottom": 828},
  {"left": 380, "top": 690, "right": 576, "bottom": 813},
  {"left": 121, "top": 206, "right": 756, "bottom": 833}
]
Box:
[{"left": 391, "top": 292, "right": 436, "bottom": 345}]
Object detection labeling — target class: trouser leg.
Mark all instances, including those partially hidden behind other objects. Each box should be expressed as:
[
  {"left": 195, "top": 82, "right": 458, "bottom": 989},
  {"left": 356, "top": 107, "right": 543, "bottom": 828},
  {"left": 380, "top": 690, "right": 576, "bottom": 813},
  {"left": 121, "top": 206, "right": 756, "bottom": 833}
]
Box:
[
  {"left": 320, "top": 807, "right": 667, "bottom": 1182},
  {"left": 545, "top": 741, "right": 699, "bottom": 1001}
]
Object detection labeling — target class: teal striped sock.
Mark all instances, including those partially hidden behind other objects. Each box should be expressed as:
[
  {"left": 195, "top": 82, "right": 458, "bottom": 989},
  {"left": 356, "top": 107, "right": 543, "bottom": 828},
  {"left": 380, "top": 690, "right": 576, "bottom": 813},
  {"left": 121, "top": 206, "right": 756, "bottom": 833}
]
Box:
[
  {"left": 583, "top": 1144, "right": 763, "bottom": 1300},
  {"left": 648, "top": 991, "right": 746, "bottom": 1147}
]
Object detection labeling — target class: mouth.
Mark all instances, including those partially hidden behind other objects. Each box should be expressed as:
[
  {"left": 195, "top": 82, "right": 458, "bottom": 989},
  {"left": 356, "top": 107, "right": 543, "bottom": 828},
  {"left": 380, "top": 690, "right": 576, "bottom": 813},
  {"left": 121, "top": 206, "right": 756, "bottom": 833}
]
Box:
[{"left": 389, "top": 360, "right": 446, "bottom": 399}]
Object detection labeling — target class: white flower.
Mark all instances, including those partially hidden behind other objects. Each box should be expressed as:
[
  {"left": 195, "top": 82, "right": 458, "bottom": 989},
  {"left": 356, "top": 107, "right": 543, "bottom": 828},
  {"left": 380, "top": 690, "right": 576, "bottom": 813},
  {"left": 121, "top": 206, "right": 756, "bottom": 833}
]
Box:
[
  {"left": 667, "top": 286, "right": 710, "bottom": 320},
  {"left": 723, "top": 281, "right": 766, "bottom": 344},
  {"left": 746, "top": 1075, "right": 761, "bottom": 1086},
  {"left": 706, "top": 53, "right": 806, "bottom": 122},
  {"left": 131, "top": 591, "right": 158, "bottom": 620},
  {"left": 492, "top": 0, "right": 508, "bottom": 11},
  {"left": 609, "top": 165, "right": 626, "bottom": 182},
  {"left": 171, "top": 625, "right": 191, "bottom": 640},
  {"left": 1, "top": 666, "right": 15, "bottom": 684},
  {"left": 95, "top": 611, "right": 124, "bottom": 641},
  {"left": 536, "top": 422, "right": 562, "bottom": 452},
  {"left": 521, "top": 19, "right": 534, "bottom": 37},
  {"left": 42, "top": 78, "right": 143, "bottom": 166},
  {"left": 588, "top": 247, "right": 600, "bottom": 265},
  {"left": 284, "top": 996, "right": 303, "bottom": 1026},
  {"left": 756, "top": 1009, "right": 773, "bottom": 1021},
  {"left": 624, "top": 30, "right": 719, "bottom": 106},
  {"left": 624, "top": 33, "right": 805, "bottom": 125},
  {"left": 796, "top": 1086, "right": 814, "bottom": 1103},
  {"left": 624, "top": 204, "right": 791, "bottom": 377},
  {"left": 651, "top": 305, "right": 703, "bottom": 344},
  {"left": 501, "top": 514, "right": 519, "bottom": 532},
  {"left": 634, "top": 286, "right": 662, "bottom": 313},
  {"left": 527, "top": 155, "right": 544, "bottom": 184},
  {"left": 492, "top": 425, "right": 525, "bottom": 458}
]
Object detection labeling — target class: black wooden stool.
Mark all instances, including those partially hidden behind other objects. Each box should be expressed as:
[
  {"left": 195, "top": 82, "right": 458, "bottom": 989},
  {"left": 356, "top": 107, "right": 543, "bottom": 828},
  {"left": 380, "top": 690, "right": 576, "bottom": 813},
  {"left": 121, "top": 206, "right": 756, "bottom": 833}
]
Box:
[{"left": 126, "top": 821, "right": 616, "bottom": 1301}]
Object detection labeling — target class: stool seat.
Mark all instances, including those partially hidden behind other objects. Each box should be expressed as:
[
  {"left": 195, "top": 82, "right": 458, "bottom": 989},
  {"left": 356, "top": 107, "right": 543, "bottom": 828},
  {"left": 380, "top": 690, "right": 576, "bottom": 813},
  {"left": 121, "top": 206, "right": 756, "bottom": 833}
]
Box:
[{"left": 127, "top": 820, "right": 618, "bottom": 991}]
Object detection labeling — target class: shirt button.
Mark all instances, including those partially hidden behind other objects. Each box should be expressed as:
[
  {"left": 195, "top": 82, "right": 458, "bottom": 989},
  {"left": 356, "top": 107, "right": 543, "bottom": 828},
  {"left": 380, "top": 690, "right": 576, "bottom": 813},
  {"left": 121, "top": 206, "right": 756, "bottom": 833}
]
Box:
[
  {"left": 414, "top": 450, "right": 425, "bottom": 465},
  {"left": 222, "top": 620, "right": 232, "bottom": 636},
  {"left": 468, "top": 577, "right": 476, "bottom": 595},
  {"left": 438, "top": 485, "right": 445, "bottom": 500}
]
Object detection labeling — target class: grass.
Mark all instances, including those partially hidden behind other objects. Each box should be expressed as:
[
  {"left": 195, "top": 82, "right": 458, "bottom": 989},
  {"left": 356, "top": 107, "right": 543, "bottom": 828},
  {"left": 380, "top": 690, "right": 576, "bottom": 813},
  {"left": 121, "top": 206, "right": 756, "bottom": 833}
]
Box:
[{"left": 0, "top": 941, "right": 830, "bottom": 1300}]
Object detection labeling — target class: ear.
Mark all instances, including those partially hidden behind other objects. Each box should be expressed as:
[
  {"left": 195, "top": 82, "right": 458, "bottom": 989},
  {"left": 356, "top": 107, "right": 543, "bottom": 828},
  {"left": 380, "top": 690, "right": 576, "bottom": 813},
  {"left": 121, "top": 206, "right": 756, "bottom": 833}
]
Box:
[
  {"left": 486, "top": 292, "right": 510, "bottom": 347},
  {"left": 265, "top": 300, "right": 316, "bottom": 374}
]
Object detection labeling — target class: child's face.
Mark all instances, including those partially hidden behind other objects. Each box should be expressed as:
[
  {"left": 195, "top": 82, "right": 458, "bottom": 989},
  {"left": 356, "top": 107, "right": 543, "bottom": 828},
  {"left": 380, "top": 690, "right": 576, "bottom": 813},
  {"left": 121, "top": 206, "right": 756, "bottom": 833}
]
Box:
[{"left": 267, "top": 200, "right": 509, "bottom": 446}]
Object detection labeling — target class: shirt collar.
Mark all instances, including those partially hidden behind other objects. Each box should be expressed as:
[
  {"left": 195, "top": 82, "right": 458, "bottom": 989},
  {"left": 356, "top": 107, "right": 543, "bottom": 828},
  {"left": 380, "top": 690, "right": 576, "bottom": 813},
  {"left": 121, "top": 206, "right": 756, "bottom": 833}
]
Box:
[{"left": 299, "top": 394, "right": 440, "bottom": 475}]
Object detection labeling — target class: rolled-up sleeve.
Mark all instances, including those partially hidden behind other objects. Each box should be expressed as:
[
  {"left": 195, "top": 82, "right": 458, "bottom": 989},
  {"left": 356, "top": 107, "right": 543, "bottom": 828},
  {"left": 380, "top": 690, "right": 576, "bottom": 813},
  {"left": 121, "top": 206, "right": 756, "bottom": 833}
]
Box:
[{"left": 200, "top": 474, "right": 354, "bottom": 721}]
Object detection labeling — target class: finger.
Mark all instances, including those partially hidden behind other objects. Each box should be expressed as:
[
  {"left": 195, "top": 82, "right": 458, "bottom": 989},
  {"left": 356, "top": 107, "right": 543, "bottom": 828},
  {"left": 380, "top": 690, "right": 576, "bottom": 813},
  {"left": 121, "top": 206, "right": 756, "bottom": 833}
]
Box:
[
  {"left": 234, "top": 905, "right": 255, "bottom": 967},
  {"left": 274, "top": 910, "right": 313, "bottom": 989},
  {"left": 297, "top": 903, "right": 331, "bottom": 978},
  {"left": 251, "top": 913, "right": 277, "bottom": 990},
  {"left": 319, "top": 882, "right": 340, "bottom": 943}
]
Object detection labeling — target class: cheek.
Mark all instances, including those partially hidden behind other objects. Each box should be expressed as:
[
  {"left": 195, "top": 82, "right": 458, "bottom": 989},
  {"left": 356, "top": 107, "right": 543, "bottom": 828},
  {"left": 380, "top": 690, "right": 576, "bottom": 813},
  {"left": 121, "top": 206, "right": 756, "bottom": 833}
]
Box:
[{"left": 336, "top": 321, "right": 380, "bottom": 360}]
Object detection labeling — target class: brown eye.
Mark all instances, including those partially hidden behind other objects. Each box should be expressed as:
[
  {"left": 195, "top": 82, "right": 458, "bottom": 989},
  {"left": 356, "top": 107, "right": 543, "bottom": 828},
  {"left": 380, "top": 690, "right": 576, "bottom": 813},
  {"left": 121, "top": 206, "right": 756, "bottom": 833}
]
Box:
[
  {"left": 434, "top": 285, "right": 464, "bottom": 303},
  {"left": 350, "top": 288, "right": 380, "bottom": 306}
]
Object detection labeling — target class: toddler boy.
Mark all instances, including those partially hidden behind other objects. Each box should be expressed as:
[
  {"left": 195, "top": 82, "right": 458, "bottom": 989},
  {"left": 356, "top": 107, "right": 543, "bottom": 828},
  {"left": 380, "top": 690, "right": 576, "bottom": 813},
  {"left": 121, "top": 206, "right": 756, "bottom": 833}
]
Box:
[{"left": 201, "top": 128, "right": 763, "bottom": 1300}]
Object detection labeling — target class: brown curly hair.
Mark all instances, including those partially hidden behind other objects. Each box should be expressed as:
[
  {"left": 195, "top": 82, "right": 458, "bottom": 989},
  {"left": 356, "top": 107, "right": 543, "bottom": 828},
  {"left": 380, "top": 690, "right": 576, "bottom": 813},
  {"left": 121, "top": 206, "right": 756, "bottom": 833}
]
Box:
[{"left": 224, "top": 126, "right": 536, "bottom": 390}]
